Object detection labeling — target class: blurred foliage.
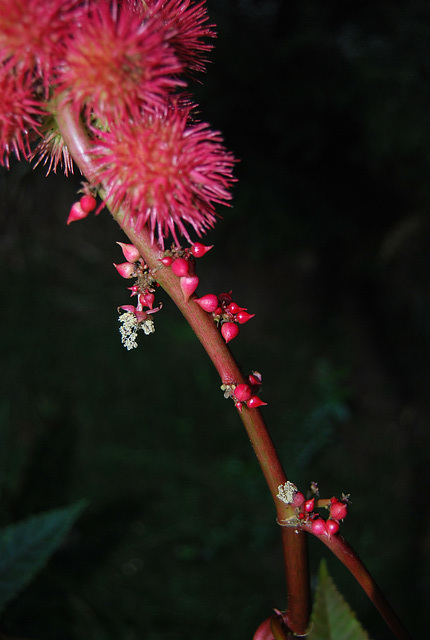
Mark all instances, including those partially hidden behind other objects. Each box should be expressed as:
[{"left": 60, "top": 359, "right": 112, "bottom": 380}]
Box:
[{"left": 0, "top": 0, "right": 429, "bottom": 638}]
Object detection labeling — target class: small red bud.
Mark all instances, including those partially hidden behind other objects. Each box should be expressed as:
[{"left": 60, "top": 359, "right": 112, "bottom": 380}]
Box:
[
  {"left": 113, "top": 262, "right": 135, "bottom": 278},
  {"left": 221, "top": 321, "right": 239, "bottom": 343},
  {"left": 218, "top": 291, "right": 232, "bottom": 304},
  {"left": 311, "top": 518, "right": 327, "bottom": 536},
  {"left": 180, "top": 275, "right": 199, "bottom": 299},
  {"left": 139, "top": 293, "right": 155, "bottom": 309},
  {"left": 292, "top": 492, "right": 305, "bottom": 507},
  {"left": 171, "top": 257, "right": 190, "bottom": 277},
  {"left": 194, "top": 294, "right": 219, "bottom": 313},
  {"left": 67, "top": 202, "right": 89, "bottom": 224},
  {"left": 117, "top": 242, "right": 141, "bottom": 263},
  {"left": 330, "top": 501, "right": 348, "bottom": 520},
  {"left": 214, "top": 306, "right": 223, "bottom": 315},
  {"left": 304, "top": 498, "right": 315, "bottom": 513},
  {"left": 160, "top": 256, "right": 173, "bottom": 266},
  {"left": 246, "top": 396, "right": 268, "bottom": 408},
  {"left": 191, "top": 242, "right": 213, "bottom": 258},
  {"left": 248, "top": 372, "right": 262, "bottom": 388},
  {"left": 227, "top": 302, "right": 245, "bottom": 315},
  {"left": 326, "top": 519, "right": 340, "bottom": 536},
  {"left": 234, "top": 383, "right": 252, "bottom": 402},
  {"left": 80, "top": 194, "right": 97, "bottom": 213},
  {"left": 235, "top": 401, "right": 243, "bottom": 412},
  {"left": 236, "top": 310, "right": 255, "bottom": 324}
]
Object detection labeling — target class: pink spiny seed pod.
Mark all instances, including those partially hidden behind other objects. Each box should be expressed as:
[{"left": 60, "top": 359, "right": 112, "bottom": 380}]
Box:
[
  {"left": 305, "top": 498, "right": 315, "bottom": 513},
  {"left": 80, "top": 194, "right": 97, "bottom": 213},
  {"left": 311, "top": 518, "right": 327, "bottom": 536},
  {"left": 180, "top": 275, "right": 199, "bottom": 299},
  {"left": 191, "top": 242, "right": 213, "bottom": 258},
  {"left": 221, "top": 321, "right": 239, "bottom": 343},
  {"left": 113, "top": 262, "right": 135, "bottom": 278},
  {"left": 218, "top": 291, "right": 232, "bottom": 304},
  {"left": 330, "top": 501, "right": 348, "bottom": 520},
  {"left": 67, "top": 201, "right": 89, "bottom": 225},
  {"left": 117, "top": 242, "right": 141, "bottom": 263},
  {"left": 246, "top": 396, "right": 268, "bottom": 409},
  {"left": 139, "top": 293, "right": 155, "bottom": 309},
  {"left": 194, "top": 294, "right": 219, "bottom": 313},
  {"left": 236, "top": 310, "right": 255, "bottom": 324},
  {"left": 326, "top": 519, "right": 340, "bottom": 536},
  {"left": 160, "top": 256, "right": 173, "bottom": 266},
  {"left": 234, "top": 383, "right": 252, "bottom": 402},
  {"left": 171, "top": 257, "right": 190, "bottom": 277},
  {"left": 292, "top": 492, "right": 305, "bottom": 507}
]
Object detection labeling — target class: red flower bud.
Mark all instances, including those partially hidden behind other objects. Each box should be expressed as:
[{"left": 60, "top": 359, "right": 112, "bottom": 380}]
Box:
[
  {"left": 117, "top": 242, "right": 141, "bottom": 263},
  {"left": 227, "top": 301, "right": 246, "bottom": 315},
  {"left": 236, "top": 310, "right": 255, "bottom": 324},
  {"left": 80, "top": 194, "right": 97, "bottom": 213},
  {"left": 139, "top": 293, "right": 155, "bottom": 309},
  {"left": 171, "top": 257, "right": 190, "bottom": 276},
  {"left": 246, "top": 396, "right": 268, "bottom": 408},
  {"left": 329, "top": 501, "right": 348, "bottom": 520},
  {"left": 311, "top": 518, "right": 327, "bottom": 536},
  {"left": 326, "top": 519, "right": 340, "bottom": 536},
  {"left": 194, "top": 294, "right": 219, "bottom": 313},
  {"left": 234, "top": 383, "right": 252, "bottom": 402},
  {"left": 113, "top": 262, "right": 135, "bottom": 278},
  {"left": 218, "top": 291, "right": 232, "bottom": 304},
  {"left": 248, "top": 372, "right": 262, "bottom": 388},
  {"left": 221, "top": 321, "right": 239, "bottom": 343},
  {"left": 67, "top": 202, "right": 89, "bottom": 225},
  {"left": 180, "top": 275, "right": 199, "bottom": 299},
  {"left": 191, "top": 242, "right": 213, "bottom": 258},
  {"left": 304, "top": 498, "right": 315, "bottom": 513},
  {"left": 160, "top": 256, "right": 173, "bottom": 266}
]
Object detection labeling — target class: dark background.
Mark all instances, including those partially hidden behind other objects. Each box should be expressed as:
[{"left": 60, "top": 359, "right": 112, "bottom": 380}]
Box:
[{"left": 0, "top": 1, "right": 428, "bottom": 638}]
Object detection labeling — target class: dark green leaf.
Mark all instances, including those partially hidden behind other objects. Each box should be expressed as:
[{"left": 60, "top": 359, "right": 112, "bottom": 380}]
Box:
[
  {"left": 309, "top": 560, "right": 372, "bottom": 640},
  {"left": 0, "top": 500, "right": 87, "bottom": 613}
]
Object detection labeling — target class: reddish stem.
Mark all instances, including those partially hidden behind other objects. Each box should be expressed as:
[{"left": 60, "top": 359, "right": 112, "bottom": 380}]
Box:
[{"left": 55, "top": 102, "right": 411, "bottom": 640}]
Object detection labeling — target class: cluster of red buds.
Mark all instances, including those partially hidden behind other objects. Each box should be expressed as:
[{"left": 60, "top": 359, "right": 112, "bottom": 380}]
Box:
[
  {"left": 194, "top": 290, "right": 255, "bottom": 343},
  {"left": 277, "top": 482, "right": 349, "bottom": 537},
  {"left": 159, "top": 242, "right": 213, "bottom": 299},
  {"left": 221, "top": 371, "right": 267, "bottom": 411},
  {"left": 114, "top": 242, "right": 163, "bottom": 349}
]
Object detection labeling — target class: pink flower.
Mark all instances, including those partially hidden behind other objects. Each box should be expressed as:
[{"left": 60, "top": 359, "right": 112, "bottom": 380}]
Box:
[
  {"left": 0, "top": 64, "right": 43, "bottom": 167},
  {"left": 146, "top": 0, "right": 216, "bottom": 75},
  {"left": 0, "top": 0, "right": 84, "bottom": 88},
  {"left": 57, "top": 0, "right": 184, "bottom": 124},
  {"left": 92, "top": 104, "right": 236, "bottom": 246}
]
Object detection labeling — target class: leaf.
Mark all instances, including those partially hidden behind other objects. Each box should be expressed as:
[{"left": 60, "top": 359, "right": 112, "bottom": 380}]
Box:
[
  {"left": 0, "top": 500, "right": 87, "bottom": 613},
  {"left": 309, "top": 559, "right": 372, "bottom": 640}
]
